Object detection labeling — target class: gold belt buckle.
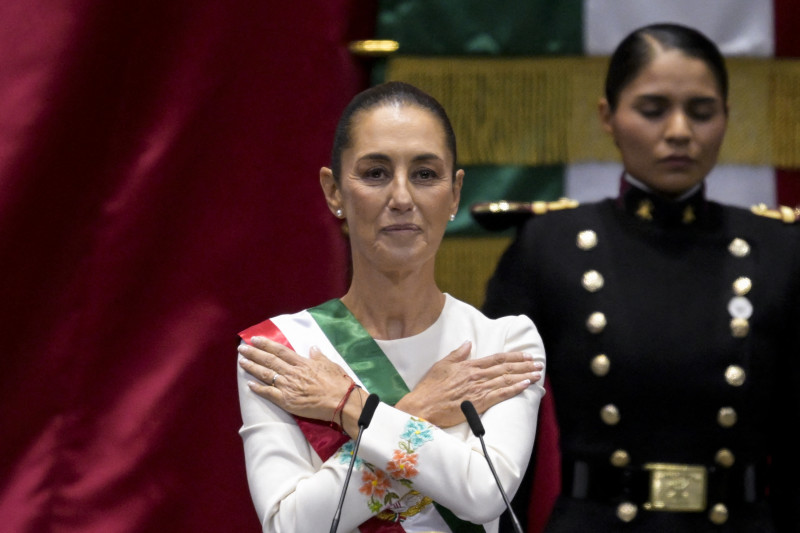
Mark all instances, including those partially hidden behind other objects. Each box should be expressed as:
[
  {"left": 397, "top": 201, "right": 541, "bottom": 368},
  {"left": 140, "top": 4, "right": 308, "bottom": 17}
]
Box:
[{"left": 643, "top": 463, "right": 707, "bottom": 512}]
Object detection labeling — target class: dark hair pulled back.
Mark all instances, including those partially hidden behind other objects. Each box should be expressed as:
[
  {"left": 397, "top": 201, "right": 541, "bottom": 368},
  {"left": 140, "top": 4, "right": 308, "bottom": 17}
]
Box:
[
  {"left": 605, "top": 23, "right": 728, "bottom": 111},
  {"left": 330, "top": 81, "right": 457, "bottom": 182}
]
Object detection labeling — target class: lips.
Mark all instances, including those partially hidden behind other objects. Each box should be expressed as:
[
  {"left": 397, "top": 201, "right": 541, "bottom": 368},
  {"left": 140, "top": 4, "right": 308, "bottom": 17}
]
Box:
[
  {"left": 383, "top": 224, "right": 421, "bottom": 232},
  {"left": 660, "top": 155, "right": 694, "bottom": 168}
]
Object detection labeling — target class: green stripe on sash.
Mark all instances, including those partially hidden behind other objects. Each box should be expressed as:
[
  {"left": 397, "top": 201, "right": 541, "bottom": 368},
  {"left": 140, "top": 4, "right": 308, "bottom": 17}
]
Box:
[
  {"left": 308, "top": 299, "right": 410, "bottom": 405},
  {"left": 308, "top": 299, "right": 486, "bottom": 532}
]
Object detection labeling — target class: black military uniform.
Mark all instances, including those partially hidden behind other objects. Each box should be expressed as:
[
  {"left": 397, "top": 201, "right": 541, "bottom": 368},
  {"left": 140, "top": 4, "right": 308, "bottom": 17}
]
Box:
[{"left": 480, "top": 180, "right": 800, "bottom": 532}]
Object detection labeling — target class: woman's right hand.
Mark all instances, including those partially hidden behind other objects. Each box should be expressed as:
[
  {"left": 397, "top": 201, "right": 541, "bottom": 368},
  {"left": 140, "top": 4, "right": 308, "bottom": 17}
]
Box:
[{"left": 394, "top": 341, "right": 543, "bottom": 428}]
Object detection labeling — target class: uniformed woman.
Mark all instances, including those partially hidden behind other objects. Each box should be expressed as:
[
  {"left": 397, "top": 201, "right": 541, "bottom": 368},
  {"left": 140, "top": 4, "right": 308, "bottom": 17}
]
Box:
[{"left": 481, "top": 23, "right": 800, "bottom": 532}]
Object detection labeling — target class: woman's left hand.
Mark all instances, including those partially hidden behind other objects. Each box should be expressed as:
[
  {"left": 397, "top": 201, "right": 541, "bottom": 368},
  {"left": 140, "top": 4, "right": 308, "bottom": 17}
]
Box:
[{"left": 238, "top": 336, "right": 354, "bottom": 422}]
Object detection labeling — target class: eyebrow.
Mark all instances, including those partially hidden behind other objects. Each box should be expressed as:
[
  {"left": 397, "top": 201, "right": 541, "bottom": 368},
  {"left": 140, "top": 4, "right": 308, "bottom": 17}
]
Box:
[
  {"left": 635, "top": 94, "right": 720, "bottom": 105},
  {"left": 357, "top": 152, "right": 444, "bottom": 164}
]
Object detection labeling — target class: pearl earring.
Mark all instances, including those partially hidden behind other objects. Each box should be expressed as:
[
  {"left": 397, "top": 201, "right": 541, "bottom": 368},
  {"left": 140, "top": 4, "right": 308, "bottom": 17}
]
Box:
[
  {"left": 335, "top": 209, "right": 343, "bottom": 218},
  {"left": 449, "top": 213, "right": 456, "bottom": 221}
]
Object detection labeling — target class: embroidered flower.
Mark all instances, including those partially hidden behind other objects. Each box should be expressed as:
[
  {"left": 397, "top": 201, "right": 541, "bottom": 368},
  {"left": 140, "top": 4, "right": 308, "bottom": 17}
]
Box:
[
  {"left": 336, "top": 440, "right": 364, "bottom": 469},
  {"left": 387, "top": 449, "right": 419, "bottom": 480},
  {"left": 359, "top": 468, "right": 392, "bottom": 501},
  {"left": 400, "top": 418, "right": 434, "bottom": 449}
]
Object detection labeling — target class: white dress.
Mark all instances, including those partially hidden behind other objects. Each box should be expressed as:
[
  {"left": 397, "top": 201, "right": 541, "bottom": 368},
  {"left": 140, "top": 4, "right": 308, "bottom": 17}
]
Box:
[{"left": 238, "top": 294, "right": 546, "bottom": 533}]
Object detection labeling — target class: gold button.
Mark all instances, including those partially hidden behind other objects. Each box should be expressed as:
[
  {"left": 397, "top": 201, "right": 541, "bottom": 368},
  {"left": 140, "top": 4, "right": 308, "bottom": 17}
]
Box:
[
  {"left": 616, "top": 502, "right": 637, "bottom": 522},
  {"left": 577, "top": 230, "right": 598, "bottom": 250},
  {"left": 587, "top": 312, "right": 607, "bottom": 334},
  {"left": 730, "top": 317, "right": 749, "bottom": 337},
  {"left": 732, "top": 276, "right": 752, "bottom": 295},
  {"left": 582, "top": 270, "right": 604, "bottom": 292},
  {"left": 601, "top": 404, "right": 620, "bottom": 425},
  {"left": 717, "top": 407, "right": 737, "bottom": 428},
  {"left": 610, "top": 449, "right": 630, "bottom": 467},
  {"left": 728, "top": 238, "right": 750, "bottom": 258},
  {"left": 708, "top": 503, "right": 729, "bottom": 525},
  {"left": 725, "top": 365, "right": 746, "bottom": 387},
  {"left": 591, "top": 354, "right": 610, "bottom": 377},
  {"left": 728, "top": 296, "right": 753, "bottom": 319},
  {"left": 715, "top": 448, "right": 735, "bottom": 468}
]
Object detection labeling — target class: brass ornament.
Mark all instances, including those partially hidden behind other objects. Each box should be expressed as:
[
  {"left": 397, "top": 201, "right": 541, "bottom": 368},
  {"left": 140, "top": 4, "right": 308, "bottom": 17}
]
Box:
[
  {"left": 724, "top": 365, "right": 746, "bottom": 387},
  {"left": 730, "top": 317, "right": 750, "bottom": 338},
  {"left": 643, "top": 463, "right": 707, "bottom": 512},
  {"left": 590, "top": 354, "right": 610, "bottom": 377},
  {"left": 586, "top": 312, "right": 607, "bottom": 334},
  {"left": 616, "top": 502, "right": 637, "bottom": 522},
  {"left": 488, "top": 200, "right": 511, "bottom": 213},
  {"left": 610, "top": 449, "right": 630, "bottom": 468},
  {"left": 751, "top": 202, "right": 800, "bottom": 224},
  {"left": 708, "top": 503, "right": 729, "bottom": 525},
  {"left": 348, "top": 39, "right": 399, "bottom": 57},
  {"left": 576, "top": 230, "right": 598, "bottom": 250},
  {"left": 717, "top": 407, "right": 738, "bottom": 428},
  {"left": 715, "top": 448, "right": 735, "bottom": 468},
  {"left": 682, "top": 205, "right": 696, "bottom": 224},
  {"left": 601, "top": 404, "right": 620, "bottom": 425},
  {"left": 728, "top": 238, "right": 751, "bottom": 258},
  {"left": 582, "top": 270, "right": 605, "bottom": 292},
  {"left": 732, "top": 276, "right": 752, "bottom": 296},
  {"left": 636, "top": 199, "right": 654, "bottom": 221}
]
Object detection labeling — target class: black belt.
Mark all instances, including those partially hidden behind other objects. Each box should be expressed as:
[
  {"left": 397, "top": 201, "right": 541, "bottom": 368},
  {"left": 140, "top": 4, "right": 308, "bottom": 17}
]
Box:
[{"left": 562, "top": 458, "right": 767, "bottom": 511}]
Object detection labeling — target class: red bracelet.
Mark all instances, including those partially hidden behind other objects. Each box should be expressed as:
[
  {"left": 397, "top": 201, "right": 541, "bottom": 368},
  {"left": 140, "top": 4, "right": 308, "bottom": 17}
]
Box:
[
  {"left": 342, "top": 385, "right": 363, "bottom": 431},
  {"left": 330, "top": 377, "right": 359, "bottom": 432}
]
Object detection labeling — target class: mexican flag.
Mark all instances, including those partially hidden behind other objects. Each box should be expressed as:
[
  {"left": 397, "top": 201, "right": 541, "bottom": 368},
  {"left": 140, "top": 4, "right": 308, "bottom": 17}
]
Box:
[{"left": 374, "top": 0, "right": 800, "bottom": 309}]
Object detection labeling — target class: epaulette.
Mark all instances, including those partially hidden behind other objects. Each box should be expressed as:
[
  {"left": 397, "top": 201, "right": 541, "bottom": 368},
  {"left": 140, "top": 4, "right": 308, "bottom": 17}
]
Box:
[
  {"left": 750, "top": 203, "right": 800, "bottom": 224},
  {"left": 471, "top": 197, "right": 579, "bottom": 232}
]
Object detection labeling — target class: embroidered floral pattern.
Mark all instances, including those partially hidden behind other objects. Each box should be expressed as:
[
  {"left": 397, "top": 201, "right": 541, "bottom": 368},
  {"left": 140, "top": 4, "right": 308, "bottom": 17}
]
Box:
[
  {"left": 358, "top": 417, "right": 436, "bottom": 518},
  {"left": 387, "top": 449, "right": 419, "bottom": 480},
  {"left": 336, "top": 440, "right": 365, "bottom": 470},
  {"left": 359, "top": 469, "right": 392, "bottom": 501}
]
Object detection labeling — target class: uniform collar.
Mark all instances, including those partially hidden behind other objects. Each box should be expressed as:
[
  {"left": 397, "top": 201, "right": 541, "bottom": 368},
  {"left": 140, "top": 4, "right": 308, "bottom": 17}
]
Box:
[{"left": 616, "top": 174, "right": 708, "bottom": 227}]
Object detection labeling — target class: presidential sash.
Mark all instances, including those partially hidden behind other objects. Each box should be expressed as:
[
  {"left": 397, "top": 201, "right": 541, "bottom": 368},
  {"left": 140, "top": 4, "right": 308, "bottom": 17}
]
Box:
[{"left": 240, "top": 299, "right": 485, "bottom": 533}]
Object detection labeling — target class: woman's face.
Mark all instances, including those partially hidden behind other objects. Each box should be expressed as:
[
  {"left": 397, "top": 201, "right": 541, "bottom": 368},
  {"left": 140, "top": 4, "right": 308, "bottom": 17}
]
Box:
[
  {"left": 600, "top": 49, "right": 728, "bottom": 197},
  {"left": 322, "top": 103, "right": 462, "bottom": 274}
]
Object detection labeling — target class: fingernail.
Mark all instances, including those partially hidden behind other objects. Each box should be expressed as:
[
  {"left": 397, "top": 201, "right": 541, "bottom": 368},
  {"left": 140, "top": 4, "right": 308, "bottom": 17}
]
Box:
[
  {"left": 522, "top": 379, "right": 531, "bottom": 386},
  {"left": 251, "top": 336, "right": 265, "bottom": 343},
  {"left": 247, "top": 380, "right": 257, "bottom": 389},
  {"left": 522, "top": 352, "right": 533, "bottom": 360},
  {"left": 237, "top": 345, "right": 249, "bottom": 354},
  {"left": 534, "top": 362, "right": 544, "bottom": 370}
]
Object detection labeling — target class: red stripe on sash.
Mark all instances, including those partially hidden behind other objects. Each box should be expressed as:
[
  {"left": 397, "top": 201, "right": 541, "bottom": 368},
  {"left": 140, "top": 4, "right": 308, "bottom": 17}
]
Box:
[
  {"left": 240, "top": 320, "right": 407, "bottom": 533},
  {"left": 240, "top": 319, "right": 349, "bottom": 460}
]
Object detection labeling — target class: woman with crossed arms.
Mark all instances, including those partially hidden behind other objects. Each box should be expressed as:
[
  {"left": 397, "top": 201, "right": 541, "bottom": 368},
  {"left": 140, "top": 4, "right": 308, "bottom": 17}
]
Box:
[{"left": 237, "top": 81, "right": 546, "bottom": 533}]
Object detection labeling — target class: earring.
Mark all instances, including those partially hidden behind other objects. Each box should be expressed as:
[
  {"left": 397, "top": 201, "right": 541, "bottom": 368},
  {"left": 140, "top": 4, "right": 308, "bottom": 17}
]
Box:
[
  {"left": 449, "top": 213, "right": 456, "bottom": 221},
  {"left": 335, "top": 209, "right": 343, "bottom": 218}
]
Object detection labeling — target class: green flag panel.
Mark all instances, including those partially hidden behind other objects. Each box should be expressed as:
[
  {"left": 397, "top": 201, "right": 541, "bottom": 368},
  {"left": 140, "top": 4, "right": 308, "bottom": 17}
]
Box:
[{"left": 375, "top": 0, "right": 583, "bottom": 55}]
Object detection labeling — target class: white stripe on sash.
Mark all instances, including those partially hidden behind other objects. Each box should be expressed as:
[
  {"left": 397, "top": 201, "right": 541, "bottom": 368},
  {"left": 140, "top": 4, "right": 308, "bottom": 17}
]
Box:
[{"left": 271, "top": 310, "right": 365, "bottom": 388}]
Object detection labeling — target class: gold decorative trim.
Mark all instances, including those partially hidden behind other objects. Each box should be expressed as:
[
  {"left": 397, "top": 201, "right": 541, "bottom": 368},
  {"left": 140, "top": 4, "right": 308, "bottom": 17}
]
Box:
[
  {"left": 470, "top": 197, "right": 578, "bottom": 215},
  {"left": 386, "top": 56, "right": 800, "bottom": 167},
  {"left": 349, "top": 40, "right": 399, "bottom": 57},
  {"left": 750, "top": 203, "right": 800, "bottom": 223}
]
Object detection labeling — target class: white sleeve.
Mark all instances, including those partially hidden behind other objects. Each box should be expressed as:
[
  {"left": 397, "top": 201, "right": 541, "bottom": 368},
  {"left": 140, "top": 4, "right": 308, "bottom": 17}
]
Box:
[
  {"left": 356, "top": 315, "right": 545, "bottom": 524},
  {"left": 239, "top": 355, "right": 386, "bottom": 533},
  {"left": 238, "top": 314, "right": 545, "bottom": 530}
]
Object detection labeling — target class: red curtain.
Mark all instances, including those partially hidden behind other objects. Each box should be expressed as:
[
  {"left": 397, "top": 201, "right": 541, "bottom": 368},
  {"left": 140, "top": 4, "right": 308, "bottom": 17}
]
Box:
[{"left": 0, "top": 1, "right": 373, "bottom": 531}]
